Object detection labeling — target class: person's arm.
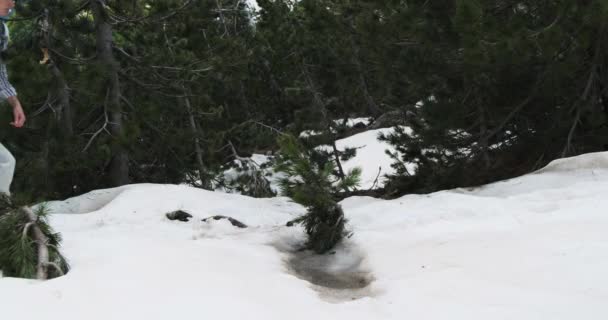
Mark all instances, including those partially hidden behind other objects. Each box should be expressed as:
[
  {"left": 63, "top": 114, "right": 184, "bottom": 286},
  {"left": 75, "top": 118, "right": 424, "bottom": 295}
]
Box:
[
  {"left": 0, "top": 63, "right": 25, "bottom": 128},
  {"left": 7, "top": 95, "right": 24, "bottom": 128}
]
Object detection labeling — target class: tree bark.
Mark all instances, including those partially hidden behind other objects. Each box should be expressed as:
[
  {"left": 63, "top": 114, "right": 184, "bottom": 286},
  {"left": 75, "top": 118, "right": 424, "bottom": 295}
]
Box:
[
  {"left": 478, "top": 103, "right": 491, "bottom": 169},
  {"left": 92, "top": 0, "right": 130, "bottom": 186},
  {"left": 182, "top": 88, "right": 211, "bottom": 189},
  {"left": 347, "top": 20, "right": 381, "bottom": 117},
  {"left": 39, "top": 9, "right": 74, "bottom": 137},
  {"left": 23, "top": 207, "right": 50, "bottom": 280},
  {"left": 302, "top": 63, "right": 348, "bottom": 181},
  {"left": 49, "top": 63, "right": 73, "bottom": 137}
]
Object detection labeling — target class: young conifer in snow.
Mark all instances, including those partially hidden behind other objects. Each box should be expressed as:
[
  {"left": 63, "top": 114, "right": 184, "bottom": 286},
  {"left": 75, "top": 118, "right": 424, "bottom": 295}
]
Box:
[
  {"left": 275, "top": 134, "right": 360, "bottom": 253},
  {"left": 0, "top": 195, "right": 69, "bottom": 279}
]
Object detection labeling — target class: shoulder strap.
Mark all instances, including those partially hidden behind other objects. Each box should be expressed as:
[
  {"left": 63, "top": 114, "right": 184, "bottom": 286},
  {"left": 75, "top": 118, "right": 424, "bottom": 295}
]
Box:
[{"left": 0, "top": 22, "right": 7, "bottom": 52}]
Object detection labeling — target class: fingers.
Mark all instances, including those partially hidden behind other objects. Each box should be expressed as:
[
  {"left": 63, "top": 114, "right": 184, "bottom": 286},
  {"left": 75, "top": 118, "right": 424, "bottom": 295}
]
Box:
[
  {"left": 16, "top": 116, "right": 25, "bottom": 127},
  {"left": 17, "top": 114, "right": 25, "bottom": 127},
  {"left": 10, "top": 110, "right": 26, "bottom": 128}
]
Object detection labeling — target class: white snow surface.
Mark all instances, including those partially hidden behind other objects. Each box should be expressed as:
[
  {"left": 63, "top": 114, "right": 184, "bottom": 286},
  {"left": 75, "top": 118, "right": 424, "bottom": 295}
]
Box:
[
  {"left": 3, "top": 152, "right": 608, "bottom": 319},
  {"left": 225, "top": 127, "right": 401, "bottom": 192},
  {"left": 318, "top": 128, "right": 413, "bottom": 189},
  {"left": 334, "top": 117, "right": 372, "bottom": 127}
]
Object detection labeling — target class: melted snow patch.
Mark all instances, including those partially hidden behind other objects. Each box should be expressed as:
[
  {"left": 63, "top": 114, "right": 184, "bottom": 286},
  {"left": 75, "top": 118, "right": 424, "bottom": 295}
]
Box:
[{"left": 273, "top": 234, "right": 375, "bottom": 303}]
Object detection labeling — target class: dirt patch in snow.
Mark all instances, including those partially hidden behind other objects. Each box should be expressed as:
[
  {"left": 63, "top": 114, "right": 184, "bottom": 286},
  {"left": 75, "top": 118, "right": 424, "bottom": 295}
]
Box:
[{"left": 277, "top": 241, "right": 375, "bottom": 303}]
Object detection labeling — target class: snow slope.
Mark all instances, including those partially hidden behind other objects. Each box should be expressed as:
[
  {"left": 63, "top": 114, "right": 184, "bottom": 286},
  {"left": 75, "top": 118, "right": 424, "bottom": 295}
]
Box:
[
  {"left": 3, "top": 152, "right": 608, "bottom": 319},
  {"left": 317, "top": 128, "right": 411, "bottom": 189}
]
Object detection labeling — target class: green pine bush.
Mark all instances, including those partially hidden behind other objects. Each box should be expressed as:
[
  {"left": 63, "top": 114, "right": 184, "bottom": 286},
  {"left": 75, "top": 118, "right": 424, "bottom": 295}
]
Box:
[
  {"left": 0, "top": 195, "right": 69, "bottom": 279},
  {"left": 275, "top": 134, "right": 360, "bottom": 253}
]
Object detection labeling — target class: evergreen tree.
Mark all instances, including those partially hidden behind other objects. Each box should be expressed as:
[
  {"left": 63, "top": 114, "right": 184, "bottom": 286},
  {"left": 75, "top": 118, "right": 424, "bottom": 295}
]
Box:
[
  {"left": 0, "top": 195, "right": 69, "bottom": 279},
  {"left": 381, "top": 1, "right": 608, "bottom": 196},
  {"left": 275, "top": 134, "right": 360, "bottom": 253}
]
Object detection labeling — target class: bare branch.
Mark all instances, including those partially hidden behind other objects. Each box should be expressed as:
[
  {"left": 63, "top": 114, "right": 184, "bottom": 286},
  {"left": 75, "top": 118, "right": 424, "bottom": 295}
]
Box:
[
  {"left": 107, "top": 0, "right": 194, "bottom": 24},
  {"left": 368, "top": 167, "right": 382, "bottom": 191},
  {"left": 82, "top": 90, "right": 111, "bottom": 152}
]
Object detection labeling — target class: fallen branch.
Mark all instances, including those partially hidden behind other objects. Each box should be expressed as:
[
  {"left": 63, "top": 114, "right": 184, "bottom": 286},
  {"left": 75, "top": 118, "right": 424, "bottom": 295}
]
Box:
[
  {"left": 22, "top": 207, "right": 50, "bottom": 280},
  {"left": 202, "top": 215, "right": 247, "bottom": 228}
]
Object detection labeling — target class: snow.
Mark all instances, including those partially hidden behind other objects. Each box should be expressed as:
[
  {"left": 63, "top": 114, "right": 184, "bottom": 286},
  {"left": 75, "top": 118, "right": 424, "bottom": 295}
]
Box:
[
  {"left": 3, "top": 150, "right": 608, "bottom": 319},
  {"left": 318, "top": 128, "right": 414, "bottom": 189},
  {"left": 227, "top": 127, "right": 404, "bottom": 192},
  {"left": 334, "top": 117, "right": 372, "bottom": 128}
]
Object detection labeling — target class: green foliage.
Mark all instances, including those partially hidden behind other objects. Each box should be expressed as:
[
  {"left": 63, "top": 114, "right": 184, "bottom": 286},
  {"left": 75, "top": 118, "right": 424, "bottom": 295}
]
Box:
[
  {"left": 0, "top": 196, "right": 69, "bottom": 279},
  {"left": 276, "top": 135, "right": 360, "bottom": 203},
  {"left": 380, "top": 1, "right": 608, "bottom": 196},
  {"left": 229, "top": 170, "right": 276, "bottom": 198},
  {"left": 340, "top": 147, "right": 357, "bottom": 162},
  {"left": 221, "top": 160, "right": 276, "bottom": 198},
  {"left": 4, "top": 0, "right": 266, "bottom": 198},
  {"left": 275, "top": 134, "right": 358, "bottom": 253},
  {"left": 0, "top": 0, "right": 605, "bottom": 201}
]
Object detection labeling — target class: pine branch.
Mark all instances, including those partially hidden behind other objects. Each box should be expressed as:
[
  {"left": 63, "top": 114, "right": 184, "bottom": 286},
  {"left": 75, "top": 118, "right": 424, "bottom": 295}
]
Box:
[{"left": 0, "top": 199, "right": 69, "bottom": 280}]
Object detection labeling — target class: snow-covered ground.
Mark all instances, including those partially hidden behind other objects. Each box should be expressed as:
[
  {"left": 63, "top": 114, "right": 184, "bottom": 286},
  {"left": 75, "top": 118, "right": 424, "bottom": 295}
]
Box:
[
  {"left": 223, "top": 127, "right": 401, "bottom": 191},
  {"left": 3, "top": 151, "right": 608, "bottom": 319},
  {"left": 317, "top": 128, "right": 412, "bottom": 189}
]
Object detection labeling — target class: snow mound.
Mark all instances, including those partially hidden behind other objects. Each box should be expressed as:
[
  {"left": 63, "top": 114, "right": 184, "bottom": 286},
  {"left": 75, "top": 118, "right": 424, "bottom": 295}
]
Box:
[
  {"left": 457, "top": 152, "right": 608, "bottom": 198},
  {"left": 536, "top": 151, "right": 608, "bottom": 173},
  {"left": 4, "top": 151, "right": 608, "bottom": 319},
  {"left": 43, "top": 186, "right": 128, "bottom": 214}
]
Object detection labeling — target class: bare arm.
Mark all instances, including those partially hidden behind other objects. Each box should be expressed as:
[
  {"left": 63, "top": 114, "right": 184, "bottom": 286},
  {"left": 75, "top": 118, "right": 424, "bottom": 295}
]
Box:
[{"left": 7, "top": 95, "right": 24, "bottom": 128}]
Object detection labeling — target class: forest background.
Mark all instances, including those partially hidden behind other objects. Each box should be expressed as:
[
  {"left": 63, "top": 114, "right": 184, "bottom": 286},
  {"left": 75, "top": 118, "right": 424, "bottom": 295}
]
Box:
[{"left": 3, "top": 0, "right": 607, "bottom": 201}]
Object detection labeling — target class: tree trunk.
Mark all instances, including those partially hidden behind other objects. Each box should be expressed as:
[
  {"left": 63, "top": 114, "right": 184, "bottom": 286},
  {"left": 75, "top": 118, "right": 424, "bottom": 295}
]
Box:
[
  {"left": 49, "top": 63, "right": 73, "bottom": 137},
  {"left": 92, "top": 1, "right": 129, "bottom": 186},
  {"left": 478, "top": 104, "right": 491, "bottom": 169},
  {"left": 40, "top": 9, "right": 74, "bottom": 137},
  {"left": 182, "top": 88, "right": 211, "bottom": 189},
  {"left": 23, "top": 207, "right": 50, "bottom": 280},
  {"left": 237, "top": 80, "right": 250, "bottom": 113},
  {"left": 348, "top": 22, "right": 381, "bottom": 117},
  {"left": 302, "top": 63, "right": 348, "bottom": 181},
  {"left": 261, "top": 58, "right": 284, "bottom": 104}
]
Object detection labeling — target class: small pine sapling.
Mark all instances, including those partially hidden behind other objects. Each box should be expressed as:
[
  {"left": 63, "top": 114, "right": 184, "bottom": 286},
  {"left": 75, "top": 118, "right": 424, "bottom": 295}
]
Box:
[
  {"left": 275, "top": 134, "right": 360, "bottom": 253},
  {"left": 0, "top": 195, "right": 69, "bottom": 280}
]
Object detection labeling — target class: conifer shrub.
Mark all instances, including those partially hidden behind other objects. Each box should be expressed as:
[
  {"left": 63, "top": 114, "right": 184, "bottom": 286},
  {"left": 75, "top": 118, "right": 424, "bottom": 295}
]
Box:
[
  {"left": 275, "top": 134, "right": 360, "bottom": 253},
  {"left": 227, "top": 163, "right": 276, "bottom": 198},
  {"left": 0, "top": 195, "right": 69, "bottom": 279}
]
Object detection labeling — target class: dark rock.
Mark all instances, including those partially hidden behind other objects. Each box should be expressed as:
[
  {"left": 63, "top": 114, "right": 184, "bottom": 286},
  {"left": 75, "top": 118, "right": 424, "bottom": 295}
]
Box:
[
  {"left": 352, "top": 122, "right": 367, "bottom": 129},
  {"left": 368, "top": 109, "right": 405, "bottom": 129},
  {"left": 285, "top": 216, "right": 304, "bottom": 227},
  {"left": 202, "top": 215, "right": 247, "bottom": 228},
  {"left": 166, "top": 210, "right": 193, "bottom": 222}
]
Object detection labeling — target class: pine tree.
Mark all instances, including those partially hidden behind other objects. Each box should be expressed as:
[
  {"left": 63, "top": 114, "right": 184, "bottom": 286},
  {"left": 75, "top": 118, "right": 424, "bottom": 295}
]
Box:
[
  {"left": 275, "top": 134, "right": 360, "bottom": 253},
  {"left": 381, "top": 1, "right": 608, "bottom": 196},
  {"left": 0, "top": 195, "right": 69, "bottom": 279}
]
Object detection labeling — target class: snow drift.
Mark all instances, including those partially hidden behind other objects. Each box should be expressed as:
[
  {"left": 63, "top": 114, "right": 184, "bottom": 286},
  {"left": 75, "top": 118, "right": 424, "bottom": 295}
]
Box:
[{"left": 2, "top": 152, "right": 608, "bottom": 319}]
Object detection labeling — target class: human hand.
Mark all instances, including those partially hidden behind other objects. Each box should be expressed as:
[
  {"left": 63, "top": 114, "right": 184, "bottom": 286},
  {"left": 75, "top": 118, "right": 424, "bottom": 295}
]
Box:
[
  {"left": 0, "top": 0, "right": 15, "bottom": 18},
  {"left": 10, "top": 104, "right": 25, "bottom": 128}
]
